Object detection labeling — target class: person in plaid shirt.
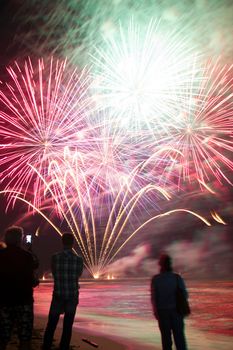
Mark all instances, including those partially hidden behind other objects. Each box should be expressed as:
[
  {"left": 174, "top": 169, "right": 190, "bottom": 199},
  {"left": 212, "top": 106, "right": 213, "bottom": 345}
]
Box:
[{"left": 42, "top": 233, "right": 83, "bottom": 350}]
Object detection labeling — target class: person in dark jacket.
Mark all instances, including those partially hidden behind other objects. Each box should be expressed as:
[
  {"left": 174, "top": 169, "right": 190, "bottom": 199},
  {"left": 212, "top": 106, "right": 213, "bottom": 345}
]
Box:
[
  {"left": 151, "top": 253, "right": 188, "bottom": 350},
  {"left": 42, "top": 232, "right": 83, "bottom": 350},
  {"left": 0, "top": 226, "right": 38, "bottom": 350}
]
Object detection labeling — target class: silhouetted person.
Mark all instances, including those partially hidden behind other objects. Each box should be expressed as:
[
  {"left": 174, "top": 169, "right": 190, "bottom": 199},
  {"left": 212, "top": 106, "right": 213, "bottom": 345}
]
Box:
[
  {"left": 151, "top": 253, "right": 188, "bottom": 350},
  {"left": 0, "top": 226, "right": 39, "bottom": 350},
  {"left": 42, "top": 233, "right": 83, "bottom": 350}
]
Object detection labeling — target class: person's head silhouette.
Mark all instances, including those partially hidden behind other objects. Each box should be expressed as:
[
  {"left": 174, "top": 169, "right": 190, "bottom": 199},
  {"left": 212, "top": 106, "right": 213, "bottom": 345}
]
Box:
[
  {"left": 158, "top": 253, "right": 173, "bottom": 272},
  {"left": 62, "top": 232, "right": 74, "bottom": 249},
  {"left": 4, "top": 226, "right": 23, "bottom": 246}
]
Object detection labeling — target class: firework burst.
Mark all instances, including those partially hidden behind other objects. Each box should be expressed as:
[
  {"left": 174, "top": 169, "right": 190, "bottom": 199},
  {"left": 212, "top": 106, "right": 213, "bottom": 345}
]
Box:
[
  {"left": 91, "top": 19, "right": 203, "bottom": 136},
  {"left": 159, "top": 60, "right": 233, "bottom": 186},
  {"left": 0, "top": 57, "right": 92, "bottom": 205}
]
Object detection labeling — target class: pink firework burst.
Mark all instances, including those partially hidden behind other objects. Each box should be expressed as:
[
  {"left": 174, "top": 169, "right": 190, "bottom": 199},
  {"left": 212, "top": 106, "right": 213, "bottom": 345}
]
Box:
[
  {"left": 0, "top": 57, "right": 92, "bottom": 206},
  {"left": 159, "top": 59, "right": 233, "bottom": 187}
]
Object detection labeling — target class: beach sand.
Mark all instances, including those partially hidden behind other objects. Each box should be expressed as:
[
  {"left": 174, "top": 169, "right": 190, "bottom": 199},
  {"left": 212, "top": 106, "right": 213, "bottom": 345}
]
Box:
[{"left": 6, "top": 315, "right": 156, "bottom": 350}]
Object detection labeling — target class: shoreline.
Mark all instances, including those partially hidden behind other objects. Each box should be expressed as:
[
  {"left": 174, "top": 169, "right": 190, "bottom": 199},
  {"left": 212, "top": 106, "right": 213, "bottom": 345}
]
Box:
[{"left": 6, "top": 314, "right": 157, "bottom": 350}]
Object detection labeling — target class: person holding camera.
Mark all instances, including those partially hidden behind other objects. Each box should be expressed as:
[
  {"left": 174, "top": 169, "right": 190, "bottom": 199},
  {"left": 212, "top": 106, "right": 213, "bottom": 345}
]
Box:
[{"left": 0, "top": 226, "right": 39, "bottom": 350}]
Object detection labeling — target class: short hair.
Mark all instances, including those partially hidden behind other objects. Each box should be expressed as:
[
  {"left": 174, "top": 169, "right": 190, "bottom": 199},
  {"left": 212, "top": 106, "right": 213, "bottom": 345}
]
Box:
[
  {"left": 159, "top": 253, "right": 173, "bottom": 272},
  {"left": 62, "top": 232, "right": 74, "bottom": 247},
  {"left": 5, "top": 226, "right": 24, "bottom": 246}
]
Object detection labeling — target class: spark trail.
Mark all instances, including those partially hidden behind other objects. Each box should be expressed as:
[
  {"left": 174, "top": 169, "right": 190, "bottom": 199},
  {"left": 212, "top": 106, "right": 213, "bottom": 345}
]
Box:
[{"left": 0, "top": 150, "right": 211, "bottom": 277}]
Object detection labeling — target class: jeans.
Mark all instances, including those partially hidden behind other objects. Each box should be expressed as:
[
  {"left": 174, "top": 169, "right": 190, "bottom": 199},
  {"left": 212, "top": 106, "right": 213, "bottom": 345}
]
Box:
[
  {"left": 157, "top": 308, "right": 187, "bottom": 350},
  {"left": 42, "top": 295, "right": 78, "bottom": 350}
]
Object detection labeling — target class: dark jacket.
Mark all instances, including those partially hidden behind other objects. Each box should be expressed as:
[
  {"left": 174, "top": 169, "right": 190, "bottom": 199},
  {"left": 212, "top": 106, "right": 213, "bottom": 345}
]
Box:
[
  {"left": 151, "top": 271, "right": 188, "bottom": 315},
  {"left": 0, "top": 245, "right": 35, "bottom": 305}
]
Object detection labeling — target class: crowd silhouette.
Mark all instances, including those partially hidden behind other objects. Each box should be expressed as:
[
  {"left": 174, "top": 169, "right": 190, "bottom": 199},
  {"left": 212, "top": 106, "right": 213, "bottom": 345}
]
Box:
[{"left": 0, "top": 227, "right": 189, "bottom": 350}]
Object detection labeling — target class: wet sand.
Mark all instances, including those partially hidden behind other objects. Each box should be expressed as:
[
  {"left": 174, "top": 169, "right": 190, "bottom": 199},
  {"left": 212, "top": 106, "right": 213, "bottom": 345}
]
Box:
[{"left": 6, "top": 315, "right": 156, "bottom": 350}]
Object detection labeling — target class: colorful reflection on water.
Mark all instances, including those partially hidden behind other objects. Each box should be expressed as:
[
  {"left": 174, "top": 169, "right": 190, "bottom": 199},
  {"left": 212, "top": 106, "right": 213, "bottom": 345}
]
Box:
[{"left": 34, "top": 279, "right": 233, "bottom": 349}]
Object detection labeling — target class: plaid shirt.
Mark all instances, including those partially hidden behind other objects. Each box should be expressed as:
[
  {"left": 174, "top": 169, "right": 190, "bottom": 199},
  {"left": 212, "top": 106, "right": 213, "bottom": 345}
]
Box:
[{"left": 51, "top": 249, "right": 83, "bottom": 299}]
